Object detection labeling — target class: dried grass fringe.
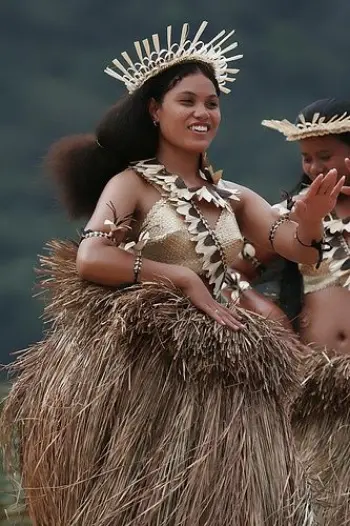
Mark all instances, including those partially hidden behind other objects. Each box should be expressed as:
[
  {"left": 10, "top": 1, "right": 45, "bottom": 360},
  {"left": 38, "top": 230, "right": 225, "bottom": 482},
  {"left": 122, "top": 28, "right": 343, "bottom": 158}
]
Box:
[
  {"left": 1, "top": 240, "right": 315, "bottom": 525},
  {"left": 293, "top": 350, "right": 350, "bottom": 525}
]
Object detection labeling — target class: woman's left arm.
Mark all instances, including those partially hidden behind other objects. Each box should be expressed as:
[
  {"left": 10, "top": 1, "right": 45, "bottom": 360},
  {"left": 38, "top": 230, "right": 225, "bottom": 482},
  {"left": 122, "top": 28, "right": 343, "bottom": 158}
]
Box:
[{"left": 235, "top": 169, "right": 345, "bottom": 264}]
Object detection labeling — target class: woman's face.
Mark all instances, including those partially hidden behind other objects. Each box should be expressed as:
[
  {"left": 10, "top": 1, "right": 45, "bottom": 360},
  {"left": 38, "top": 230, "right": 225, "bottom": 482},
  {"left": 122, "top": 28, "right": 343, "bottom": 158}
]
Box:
[
  {"left": 300, "top": 135, "right": 350, "bottom": 184},
  {"left": 151, "top": 72, "right": 221, "bottom": 154}
]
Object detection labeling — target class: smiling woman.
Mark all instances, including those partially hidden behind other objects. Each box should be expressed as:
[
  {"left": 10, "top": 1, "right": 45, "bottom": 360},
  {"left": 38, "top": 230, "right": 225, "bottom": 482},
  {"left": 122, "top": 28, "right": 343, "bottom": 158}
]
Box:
[
  {"left": 149, "top": 73, "right": 221, "bottom": 155},
  {"left": 0, "top": 22, "right": 345, "bottom": 526}
]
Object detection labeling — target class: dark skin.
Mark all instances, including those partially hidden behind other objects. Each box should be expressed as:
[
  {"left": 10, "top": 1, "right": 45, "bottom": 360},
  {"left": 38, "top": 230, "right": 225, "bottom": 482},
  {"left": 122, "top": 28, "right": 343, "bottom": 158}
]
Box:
[{"left": 232, "top": 136, "right": 350, "bottom": 351}]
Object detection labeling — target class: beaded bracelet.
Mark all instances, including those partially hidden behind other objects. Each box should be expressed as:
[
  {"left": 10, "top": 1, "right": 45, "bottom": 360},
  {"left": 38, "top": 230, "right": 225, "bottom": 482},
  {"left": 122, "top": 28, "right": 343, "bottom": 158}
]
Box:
[
  {"left": 80, "top": 202, "right": 133, "bottom": 245},
  {"left": 81, "top": 229, "right": 115, "bottom": 242},
  {"left": 133, "top": 253, "right": 143, "bottom": 283},
  {"left": 268, "top": 213, "right": 291, "bottom": 248}
]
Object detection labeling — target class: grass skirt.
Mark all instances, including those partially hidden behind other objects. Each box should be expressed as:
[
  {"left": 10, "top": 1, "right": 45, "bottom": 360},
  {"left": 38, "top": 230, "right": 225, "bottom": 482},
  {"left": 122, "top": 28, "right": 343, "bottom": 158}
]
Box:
[
  {"left": 1, "top": 240, "right": 314, "bottom": 525},
  {"left": 293, "top": 350, "right": 350, "bottom": 525}
]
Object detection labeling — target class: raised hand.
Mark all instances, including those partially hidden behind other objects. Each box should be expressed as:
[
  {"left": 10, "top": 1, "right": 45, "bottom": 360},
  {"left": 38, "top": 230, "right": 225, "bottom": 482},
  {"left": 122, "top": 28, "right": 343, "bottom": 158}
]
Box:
[
  {"left": 339, "top": 158, "right": 350, "bottom": 195},
  {"left": 292, "top": 169, "right": 345, "bottom": 223}
]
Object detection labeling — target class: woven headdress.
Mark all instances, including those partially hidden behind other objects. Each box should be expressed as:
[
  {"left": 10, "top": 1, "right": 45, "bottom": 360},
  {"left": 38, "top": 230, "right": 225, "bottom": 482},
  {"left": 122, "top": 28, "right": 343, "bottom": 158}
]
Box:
[
  {"left": 262, "top": 112, "right": 350, "bottom": 141},
  {"left": 104, "top": 21, "right": 242, "bottom": 94}
]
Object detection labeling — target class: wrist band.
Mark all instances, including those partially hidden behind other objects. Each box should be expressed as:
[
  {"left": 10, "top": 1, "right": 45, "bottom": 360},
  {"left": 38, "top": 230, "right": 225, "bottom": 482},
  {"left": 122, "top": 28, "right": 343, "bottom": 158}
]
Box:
[
  {"left": 294, "top": 228, "right": 331, "bottom": 269},
  {"left": 133, "top": 253, "right": 143, "bottom": 283}
]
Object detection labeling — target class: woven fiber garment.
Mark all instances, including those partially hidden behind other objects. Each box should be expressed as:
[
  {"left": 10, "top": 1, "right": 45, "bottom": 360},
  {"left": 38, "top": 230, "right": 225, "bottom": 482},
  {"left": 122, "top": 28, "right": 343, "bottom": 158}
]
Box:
[{"left": 1, "top": 240, "right": 314, "bottom": 526}]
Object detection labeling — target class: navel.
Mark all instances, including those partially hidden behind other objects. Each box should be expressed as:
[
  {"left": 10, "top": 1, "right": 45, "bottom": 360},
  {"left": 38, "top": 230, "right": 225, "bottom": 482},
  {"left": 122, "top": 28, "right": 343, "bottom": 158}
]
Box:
[{"left": 337, "top": 330, "right": 347, "bottom": 342}]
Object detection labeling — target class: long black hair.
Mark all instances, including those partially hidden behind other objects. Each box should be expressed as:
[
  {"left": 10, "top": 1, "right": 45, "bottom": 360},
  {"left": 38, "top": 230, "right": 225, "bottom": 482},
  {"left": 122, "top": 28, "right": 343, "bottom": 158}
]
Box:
[
  {"left": 279, "top": 98, "right": 350, "bottom": 327},
  {"left": 45, "top": 61, "right": 220, "bottom": 218}
]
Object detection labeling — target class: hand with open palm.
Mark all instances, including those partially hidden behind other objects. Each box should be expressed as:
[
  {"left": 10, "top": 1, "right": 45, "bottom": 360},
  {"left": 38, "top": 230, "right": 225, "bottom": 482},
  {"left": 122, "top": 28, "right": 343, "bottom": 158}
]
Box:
[{"left": 292, "top": 169, "right": 346, "bottom": 224}]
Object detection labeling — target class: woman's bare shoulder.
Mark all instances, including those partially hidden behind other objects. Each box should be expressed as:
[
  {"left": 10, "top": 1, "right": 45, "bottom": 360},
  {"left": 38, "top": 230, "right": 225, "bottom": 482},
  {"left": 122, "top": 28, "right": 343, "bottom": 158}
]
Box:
[
  {"left": 105, "top": 168, "right": 145, "bottom": 190},
  {"left": 219, "top": 179, "right": 252, "bottom": 210}
]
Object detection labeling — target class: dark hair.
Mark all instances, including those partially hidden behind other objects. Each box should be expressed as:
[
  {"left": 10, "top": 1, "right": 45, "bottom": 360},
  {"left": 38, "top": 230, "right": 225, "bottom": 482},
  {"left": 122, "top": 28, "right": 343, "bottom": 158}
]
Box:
[
  {"left": 45, "top": 61, "right": 220, "bottom": 218},
  {"left": 280, "top": 98, "right": 350, "bottom": 328}
]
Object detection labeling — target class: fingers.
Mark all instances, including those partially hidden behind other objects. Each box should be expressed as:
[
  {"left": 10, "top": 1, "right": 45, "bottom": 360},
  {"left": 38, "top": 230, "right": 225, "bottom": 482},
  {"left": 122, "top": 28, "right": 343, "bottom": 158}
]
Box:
[
  {"left": 219, "top": 304, "right": 245, "bottom": 331},
  {"left": 330, "top": 175, "right": 346, "bottom": 198},
  {"left": 340, "top": 185, "right": 350, "bottom": 195},
  {"left": 341, "top": 158, "right": 350, "bottom": 193},
  {"left": 307, "top": 169, "right": 338, "bottom": 198},
  {"left": 318, "top": 168, "right": 338, "bottom": 194},
  {"left": 220, "top": 313, "right": 244, "bottom": 331},
  {"left": 206, "top": 302, "right": 245, "bottom": 331},
  {"left": 345, "top": 158, "right": 350, "bottom": 173},
  {"left": 306, "top": 173, "right": 324, "bottom": 198}
]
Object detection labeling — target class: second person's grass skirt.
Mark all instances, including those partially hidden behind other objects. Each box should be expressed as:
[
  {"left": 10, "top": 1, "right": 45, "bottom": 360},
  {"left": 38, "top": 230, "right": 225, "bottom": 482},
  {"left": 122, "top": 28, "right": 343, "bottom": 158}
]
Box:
[{"left": 293, "top": 351, "right": 350, "bottom": 525}]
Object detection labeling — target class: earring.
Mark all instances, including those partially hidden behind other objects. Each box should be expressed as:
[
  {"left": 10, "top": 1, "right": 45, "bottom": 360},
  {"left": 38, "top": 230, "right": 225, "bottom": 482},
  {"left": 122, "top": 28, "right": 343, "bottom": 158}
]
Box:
[{"left": 153, "top": 120, "right": 159, "bottom": 127}]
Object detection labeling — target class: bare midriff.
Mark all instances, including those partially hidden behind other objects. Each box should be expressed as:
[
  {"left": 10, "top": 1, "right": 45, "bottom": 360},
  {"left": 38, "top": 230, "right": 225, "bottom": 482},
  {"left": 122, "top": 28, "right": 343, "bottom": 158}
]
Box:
[{"left": 300, "top": 286, "right": 350, "bottom": 355}]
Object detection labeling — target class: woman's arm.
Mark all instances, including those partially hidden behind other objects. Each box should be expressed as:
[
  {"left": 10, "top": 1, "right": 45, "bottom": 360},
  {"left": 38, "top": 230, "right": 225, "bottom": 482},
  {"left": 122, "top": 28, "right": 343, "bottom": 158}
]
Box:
[
  {"left": 234, "top": 170, "right": 344, "bottom": 265},
  {"left": 77, "top": 169, "right": 198, "bottom": 287}
]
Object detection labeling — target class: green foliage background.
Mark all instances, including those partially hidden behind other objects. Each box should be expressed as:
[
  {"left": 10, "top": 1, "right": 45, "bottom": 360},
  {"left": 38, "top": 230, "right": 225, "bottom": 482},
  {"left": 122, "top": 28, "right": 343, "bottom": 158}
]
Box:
[{"left": 1, "top": 0, "right": 349, "bottom": 521}]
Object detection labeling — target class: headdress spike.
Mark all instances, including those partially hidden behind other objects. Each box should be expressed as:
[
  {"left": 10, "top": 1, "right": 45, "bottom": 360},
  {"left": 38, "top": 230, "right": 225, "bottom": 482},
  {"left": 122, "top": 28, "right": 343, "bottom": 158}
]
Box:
[
  {"left": 134, "top": 41, "right": 144, "bottom": 62},
  {"left": 213, "top": 29, "right": 236, "bottom": 50},
  {"left": 111, "top": 58, "right": 129, "bottom": 76},
  {"left": 206, "top": 29, "right": 226, "bottom": 47},
  {"left": 142, "top": 39, "right": 151, "bottom": 57},
  {"left": 191, "top": 21, "right": 208, "bottom": 47},
  {"left": 121, "top": 52, "right": 135, "bottom": 69},
  {"left": 179, "top": 23, "right": 189, "bottom": 48},
  {"left": 167, "top": 25, "right": 172, "bottom": 51},
  {"left": 152, "top": 34, "right": 160, "bottom": 53}
]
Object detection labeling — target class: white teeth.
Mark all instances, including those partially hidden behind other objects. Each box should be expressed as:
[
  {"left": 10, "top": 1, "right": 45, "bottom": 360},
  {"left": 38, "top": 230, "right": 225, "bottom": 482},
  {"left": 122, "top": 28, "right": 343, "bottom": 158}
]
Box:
[{"left": 189, "top": 125, "right": 209, "bottom": 132}]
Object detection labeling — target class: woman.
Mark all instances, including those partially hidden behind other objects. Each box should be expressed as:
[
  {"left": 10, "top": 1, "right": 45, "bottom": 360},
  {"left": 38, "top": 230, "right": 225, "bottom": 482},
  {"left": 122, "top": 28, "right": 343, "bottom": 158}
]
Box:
[
  {"left": 238, "top": 97, "right": 350, "bottom": 524},
  {"left": 1, "top": 24, "right": 343, "bottom": 526}
]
